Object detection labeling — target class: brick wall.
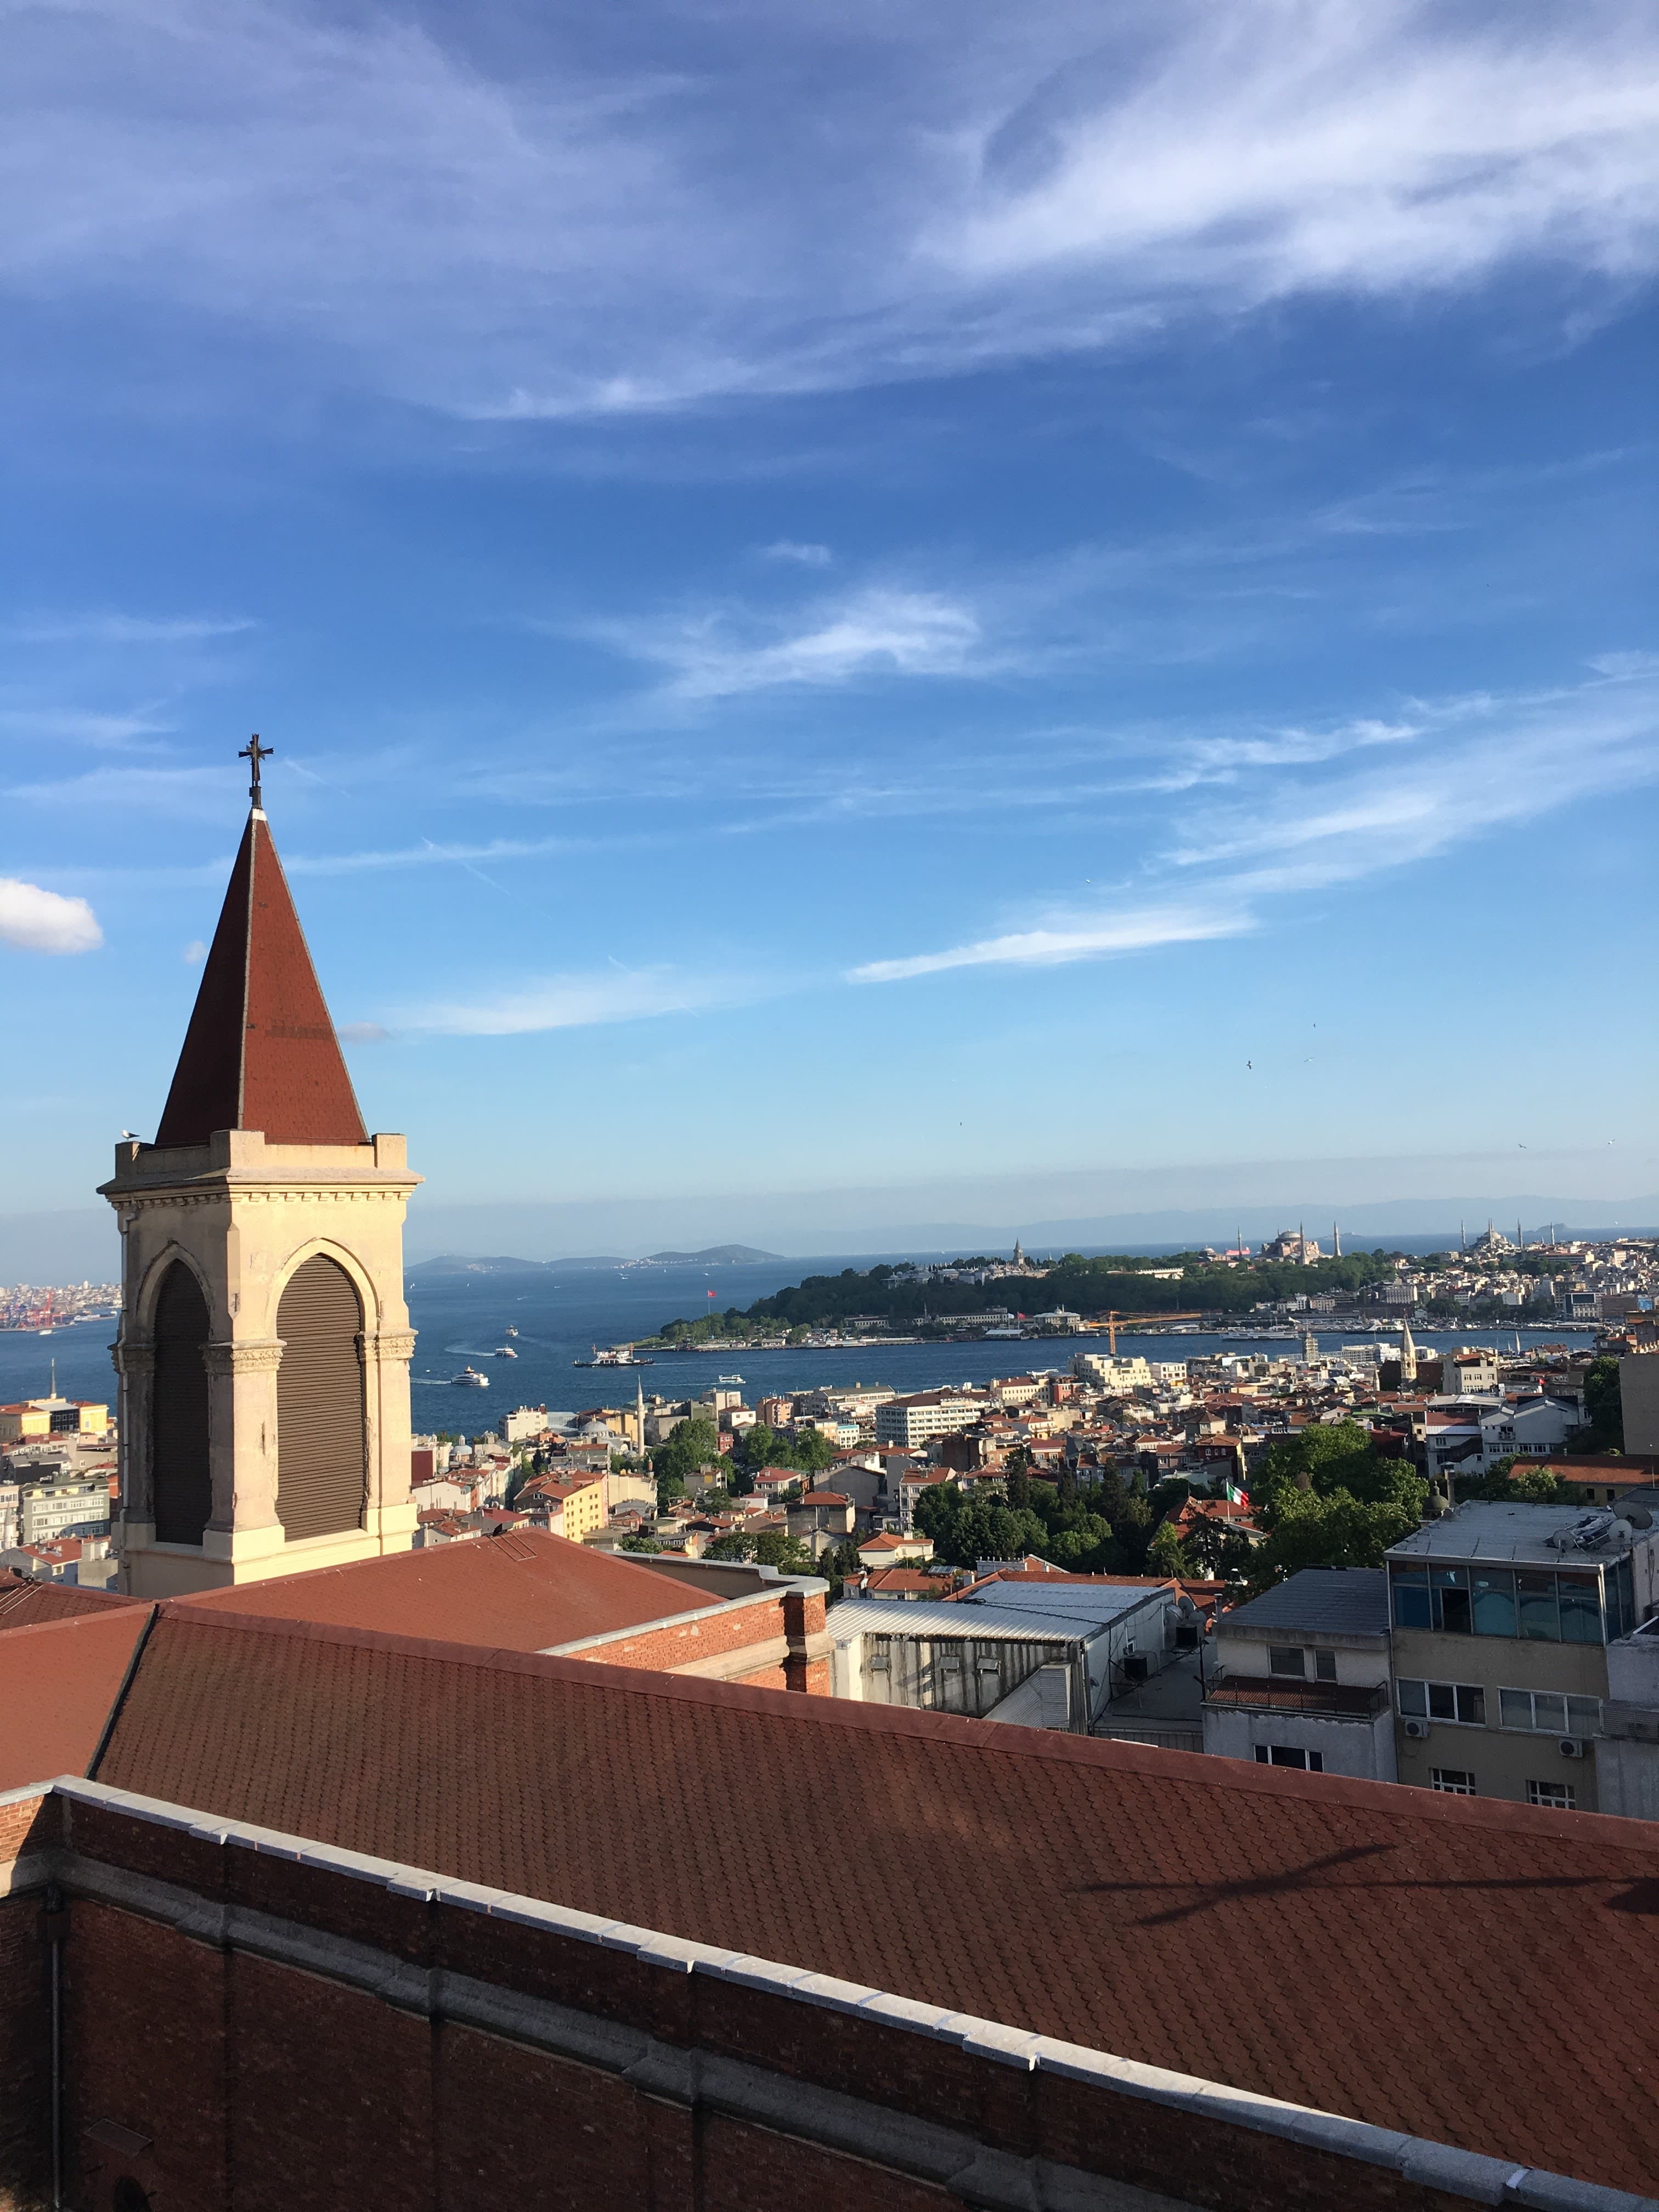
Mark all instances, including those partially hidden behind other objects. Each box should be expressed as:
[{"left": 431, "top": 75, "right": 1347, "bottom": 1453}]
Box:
[
  {"left": 27, "top": 1797, "right": 1539, "bottom": 2212},
  {"left": 574, "top": 1584, "right": 831, "bottom": 1695},
  {"left": 0, "top": 1794, "right": 58, "bottom": 2212}
]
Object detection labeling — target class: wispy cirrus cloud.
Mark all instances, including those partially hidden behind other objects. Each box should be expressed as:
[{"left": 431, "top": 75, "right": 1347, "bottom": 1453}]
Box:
[
  {"left": 850, "top": 664, "right": 1659, "bottom": 984},
  {"left": 5, "top": 614, "right": 254, "bottom": 646},
  {"left": 590, "top": 584, "right": 989, "bottom": 699},
  {"left": 3, "top": 2, "right": 1656, "bottom": 419},
  {"left": 400, "top": 965, "right": 765, "bottom": 1036}
]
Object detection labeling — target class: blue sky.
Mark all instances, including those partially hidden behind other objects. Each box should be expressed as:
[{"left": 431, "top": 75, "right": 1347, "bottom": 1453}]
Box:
[{"left": 3, "top": 0, "right": 1658, "bottom": 1240}]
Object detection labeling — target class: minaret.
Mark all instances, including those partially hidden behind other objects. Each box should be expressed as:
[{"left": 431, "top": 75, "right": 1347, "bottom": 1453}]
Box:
[
  {"left": 1012, "top": 1238, "right": 1026, "bottom": 1271},
  {"left": 100, "top": 740, "right": 420, "bottom": 1597},
  {"left": 1400, "top": 1319, "right": 1418, "bottom": 1384},
  {"left": 636, "top": 1372, "right": 647, "bottom": 1456},
  {"left": 1332, "top": 1221, "right": 1341, "bottom": 1260}
]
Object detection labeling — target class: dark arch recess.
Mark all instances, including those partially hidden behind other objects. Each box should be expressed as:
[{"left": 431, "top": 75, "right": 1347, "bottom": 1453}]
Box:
[
  {"left": 151, "top": 1261, "right": 211, "bottom": 1545},
  {"left": 276, "top": 1255, "right": 366, "bottom": 1543}
]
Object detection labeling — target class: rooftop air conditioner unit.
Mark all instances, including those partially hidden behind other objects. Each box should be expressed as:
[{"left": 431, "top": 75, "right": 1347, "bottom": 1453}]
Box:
[
  {"left": 1122, "top": 1654, "right": 1150, "bottom": 1683},
  {"left": 1559, "top": 1736, "right": 1585, "bottom": 1759},
  {"left": 1403, "top": 1717, "right": 1430, "bottom": 1740}
]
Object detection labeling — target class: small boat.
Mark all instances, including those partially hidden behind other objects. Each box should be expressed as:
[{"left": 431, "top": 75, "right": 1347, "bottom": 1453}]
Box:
[
  {"left": 504, "top": 1325, "right": 520, "bottom": 1336},
  {"left": 452, "top": 1367, "right": 490, "bottom": 1388},
  {"left": 716, "top": 1373, "right": 745, "bottom": 1385},
  {"left": 493, "top": 1346, "right": 518, "bottom": 1358}
]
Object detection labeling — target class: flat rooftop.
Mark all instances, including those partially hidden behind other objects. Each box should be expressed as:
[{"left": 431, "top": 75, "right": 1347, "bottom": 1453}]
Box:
[
  {"left": 1216, "top": 1568, "right": 1388, "bottom": 1638},
  {"left": 1388, "top": 1501, "right": 1636, "bottom": 1567}
]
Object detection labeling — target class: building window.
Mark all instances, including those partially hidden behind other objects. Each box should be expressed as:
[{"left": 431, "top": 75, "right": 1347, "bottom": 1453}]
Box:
[
  {"left": 1254, "top": 1745, "right": 1324, "bottom": 1772},
  {"left": 1395, "top": 1562, "right": 1616, "bottom": 1645},
  {"left": 1396, "top": 1678, "right": 1485, "bottom": 1725},
  {"left": 1268, "top": 1646, "right": 1305, "bottom": 1677},
  {"left": 1498, "top": 1690, "right": 1600, "bottom": 1736},
  {"left": 1526, "top": 1780, "right": 1578, "bottom": 1810},
  {"left": 1431, "top": 1769, "right": 1477, "bottom": 1795},
  {"left": 1313, "top": 1650, "right": 1338, "bottom": 1682}
]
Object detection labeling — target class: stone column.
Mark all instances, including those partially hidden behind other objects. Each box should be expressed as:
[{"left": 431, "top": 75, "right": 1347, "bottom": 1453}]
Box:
[
  {"left": 363, "top": 1327, "right": 419, "bottom": 1551},
  {"left": 200, "top": 1339, "right": 285, "bottom": 1565}
]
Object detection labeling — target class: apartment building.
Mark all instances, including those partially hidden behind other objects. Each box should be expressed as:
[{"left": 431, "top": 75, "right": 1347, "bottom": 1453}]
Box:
[
  {"left": 1386, "top": 1502, "right": 1658, "bottom": 1812},
  {"left": 1203, "top": 1569, "right": 1396, "bottom": 1782},
  {"left": 873, "top": 1390, "right": 986, "bottom": 1449}
]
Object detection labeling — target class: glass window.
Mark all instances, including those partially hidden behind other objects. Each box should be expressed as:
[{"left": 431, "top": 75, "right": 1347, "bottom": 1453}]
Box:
[
  {"left": 1499, "top": 1689, "right": 1532, "bottom": 1729},
  {"left": 1558, "top": 1576, "right": 1600, "bottom": 1645},
  {"left": 1532, "top": 1691, "right": 1567, "bottom": 1734},
  {"left": 1391, "top": 1568, "right": 1432, "bottom": 1629},
  {"left": 1313, "top": 1650, "right": 1337, "bottom": 1682},
  {"left": 1269, "top": 1646, "right": 1306, "bottom": 1677},
  {"left": 1455, "top": 1684, "right": 1486, "bottom": 1725},
  {"left": 1605, "top": 1558, "right": 1635, "bottom": 1643},
  {"left": 1397, "top": 1678, "right": 1427, "bottom": 1716},
  {"left": 1471, "top": 1569, "right": 1517, "bottom": 1638},
  {"left": 1517, "top": 1571, "right": 1560, "bottom": 1641},
  {"left": 1526, "top": 1780, "right": 1577, "bottom": 1810},
  {"left": 1432, "top": 1567, "right": 1471, "bottom": 1635},
  {"left": 1431, "top": 1768, "right": 1476, "bottom": 1795},
  {"left": 1263, "top": 1746, "right": 1323, "bottom": 1771},
  {"left": 1427, "top": 1681, "right": 1457, "bottom": 1720},
  {"left": 1567, "top": 1696, "right": 1601, "bottom": 1736}
]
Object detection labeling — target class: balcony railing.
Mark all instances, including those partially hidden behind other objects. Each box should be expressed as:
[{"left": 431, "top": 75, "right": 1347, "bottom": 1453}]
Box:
[{"left": 1203, "top": 1675, "right": 1390, "bottom": 1719}]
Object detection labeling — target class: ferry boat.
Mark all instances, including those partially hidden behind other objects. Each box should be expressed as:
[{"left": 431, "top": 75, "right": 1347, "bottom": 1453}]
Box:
[
  {"left": 493, "top": 1346, "right": 518, "bottom": 1358},
  {"left": 504, "top": 1325, "right": 519, "bottom": 1336},
  {"left": 572, "top": 1346, "right": 655, "bottom": 1368},
  {"left": 716, "top": 1373, "right": 744, "bottom": 1386},
  {"left": 452, "top": 1366, "right": 490, "bottom": 1388}
]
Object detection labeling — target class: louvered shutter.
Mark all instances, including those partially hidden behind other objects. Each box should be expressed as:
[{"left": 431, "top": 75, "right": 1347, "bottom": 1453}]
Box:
[
  {"left": 275, "top": 1256, "right": 366, "bottom": 1542},
  {"left": 151, "top": 1263, "right": 211, "bottom": 1544}
]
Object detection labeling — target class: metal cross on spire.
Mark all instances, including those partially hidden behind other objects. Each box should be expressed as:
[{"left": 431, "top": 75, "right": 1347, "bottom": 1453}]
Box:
[{"left": 239, "top": 733, "right": 274, "bottom": 809}]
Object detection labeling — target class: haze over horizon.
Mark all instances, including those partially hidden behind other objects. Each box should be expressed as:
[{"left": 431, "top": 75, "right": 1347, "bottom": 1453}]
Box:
[{"left": 2, "top": 2, "right": 1655, "bottom": 1235}]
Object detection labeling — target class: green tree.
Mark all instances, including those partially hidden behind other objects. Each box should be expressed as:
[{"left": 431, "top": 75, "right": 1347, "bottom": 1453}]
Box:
[
  {"left": 1584, "top": 1357, "right": 1624, "bottom": 1452},
  {"left": 1146, "top": 1522, "right": 1192, "bottom": 1579},
  {"left": 653, "top": 1417, "right": 720, "bottom": 1493},
  {"left": 817, "top": 1536, "right": 865, "bottom": 1601},
  {"left": 1005, "top": 1453, "right": 1031, "bottom": 1510},
  {"left": 754, "top": 1528, "right": 815, "bottom": 1573},
  {"left": 618, "top": 1533, "right": 662, "bottom": 1554}
]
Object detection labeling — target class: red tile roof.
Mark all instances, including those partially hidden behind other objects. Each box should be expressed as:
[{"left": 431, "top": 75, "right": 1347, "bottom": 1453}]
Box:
[
  {"left": 154, "top": 809, "right": 367, "bottom": 1147},
  {"left": 89, "top": 1604, "right": 1659, "bottom": 2198},
  {"left": 0, "top": 1568, "right": 144, "bottom": 1630},
  {"left": 0, "top": 1606, "right": 151, "bottom": 1791},
  {"left": 174, "top": 1527, "right": 727, "bottom": 1651}
]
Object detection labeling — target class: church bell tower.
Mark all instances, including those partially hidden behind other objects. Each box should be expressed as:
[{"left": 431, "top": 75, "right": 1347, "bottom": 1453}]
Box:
[{"left": 100, "top": 741, "right": 420, "bottom": 1597}]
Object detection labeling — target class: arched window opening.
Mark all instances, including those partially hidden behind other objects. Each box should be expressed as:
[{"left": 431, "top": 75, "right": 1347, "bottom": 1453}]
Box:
[
  {"left": 151, "top": 1261, "right": 210, "bottom": 1544},
  {"left": 276, "top": 1255, "right": 366, "bottom": 1542}
]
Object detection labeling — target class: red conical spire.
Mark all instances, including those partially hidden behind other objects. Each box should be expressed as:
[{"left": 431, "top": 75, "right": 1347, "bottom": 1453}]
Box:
[{"left": 154, "top": 795, "right": 368, "bottom": 1149}]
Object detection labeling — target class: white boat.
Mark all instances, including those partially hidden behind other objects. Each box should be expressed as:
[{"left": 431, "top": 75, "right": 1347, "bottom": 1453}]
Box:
[
  {"left": 504, "top": 1325, "right": 520, "bottom": 1336},
  {"left": 716, "top": 1372, "right": 744, "bottom": 1385},
  {"left": 452, "top": 1367, "right": 490, "bottom": 1388},
  {"left": 493, "top": 1346, "right": 518, "bottom": 1358}
]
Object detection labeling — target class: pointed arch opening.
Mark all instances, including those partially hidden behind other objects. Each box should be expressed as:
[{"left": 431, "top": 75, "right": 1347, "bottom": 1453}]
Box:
[
  {"left": 276, "top": 1254, "right": 366, "bottom": 1542},
  {"left": 151, "top": 1261, "right": 211, "bottom": 1544}
]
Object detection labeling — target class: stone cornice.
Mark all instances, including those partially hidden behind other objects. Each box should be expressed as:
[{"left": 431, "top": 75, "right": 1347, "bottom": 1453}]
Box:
[
  {"left": 364, "top": 1330, "right": 418, "bottom": 1364},
  {"left": 202, "top": 1339, "right": 285, "bottom": 1377}
]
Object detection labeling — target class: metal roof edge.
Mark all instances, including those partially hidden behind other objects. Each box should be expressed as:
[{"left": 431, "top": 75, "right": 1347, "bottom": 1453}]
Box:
[
  {"left": 539, "top": 1582, "right": 787, "bottom": 1655},
  {"left": 42, "top": 1778, "right": 1655, "bottom": 2212}
]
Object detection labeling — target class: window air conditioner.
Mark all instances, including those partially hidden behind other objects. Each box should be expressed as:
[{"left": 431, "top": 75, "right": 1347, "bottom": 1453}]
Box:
[
  {"left": 1558, "top": 1736, "right": 1585, "bottom": 1759},
  {"left": 1403, "top": 1717, "right": 1430, "bottom": 1740}
]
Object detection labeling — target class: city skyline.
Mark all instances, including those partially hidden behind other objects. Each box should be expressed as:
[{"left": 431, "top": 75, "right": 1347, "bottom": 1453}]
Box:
[{"left": 2, "top": 1, "right": 1657, "bottom": 1220}]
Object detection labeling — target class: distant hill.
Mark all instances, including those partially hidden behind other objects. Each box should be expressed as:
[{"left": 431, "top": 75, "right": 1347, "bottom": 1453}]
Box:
[{"left": 641, "top": 1245, "right": 783, "bottom": 1265}]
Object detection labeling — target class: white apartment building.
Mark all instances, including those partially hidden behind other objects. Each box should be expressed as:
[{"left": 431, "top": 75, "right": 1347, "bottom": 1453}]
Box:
[
  {"left": 1073, "top": 1352, "right": 1153, "bottom": 1391},
  {"left": 874, "top": 1391, "right": 988, "bottom": 1450}
]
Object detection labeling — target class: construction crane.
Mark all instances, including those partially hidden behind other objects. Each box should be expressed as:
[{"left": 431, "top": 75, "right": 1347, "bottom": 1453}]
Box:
[{"left": 1081, "top": 1310, "right": 1207, "bottom": 1355}]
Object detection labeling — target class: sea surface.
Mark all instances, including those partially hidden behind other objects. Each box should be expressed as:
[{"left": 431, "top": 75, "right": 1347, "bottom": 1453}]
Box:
[{"left": 0, "top": 1252, "right": 1594, "bottom": 1433}]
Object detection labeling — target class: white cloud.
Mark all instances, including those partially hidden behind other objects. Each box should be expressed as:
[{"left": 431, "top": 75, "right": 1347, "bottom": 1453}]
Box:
[
  {"left": 849, "top": 898, "right": 1250, "bottom": 983},
  {"left": 596, "top": 586, "right": 986, "bottom": 698},
  {"left": 759, "top": 541, "right": 833, "bottom": 567},
  {"left": 401, "top": 966, "right": 761, "bottom": 1035},
  {"left": 2, "top": 2, "right": 1655, "bottom": 415},
  {"left": 182, "top": 939, "right": 208, "bottom": 964},
  {"left": 6, "top": 614, "right": 254, "bottom": 645},
  {"left": 1589, "top": 650, "right": 1659, "bottom": 678},
  {"left": 0, "top": 878, "right": 103, "bottom": 953},
  {"left": 338, "top": 1020, "right": 389, "bottom": 1043}
]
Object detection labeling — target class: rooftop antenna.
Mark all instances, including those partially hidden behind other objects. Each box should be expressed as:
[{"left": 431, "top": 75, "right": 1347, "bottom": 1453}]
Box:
[{"left": 238, "top": 733, "right": 274, "bottom": 815}]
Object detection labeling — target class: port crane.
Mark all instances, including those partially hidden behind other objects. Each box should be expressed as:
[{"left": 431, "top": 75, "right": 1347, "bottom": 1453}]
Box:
[{"left": 1081, "top": 1310, "right": 1207, "bottom": 1354}]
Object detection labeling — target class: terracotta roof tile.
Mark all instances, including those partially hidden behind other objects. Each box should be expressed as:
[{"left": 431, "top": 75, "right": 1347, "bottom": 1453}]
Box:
[
  {"left": 0, "top": 1568, "right": 145, "bottom": 1630},
  {"left": 154, "top": 810, "right": 366, "bottom": 1147},
  {"left": 175, "top": 1526, "right": 726, "bottom": 1650},
  {"left": 0, "top": 1606, "right": 152, "bottom": 1790},
  {"left": 90, "top": 1604, "right": 1659, "bottom": 2198}
]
